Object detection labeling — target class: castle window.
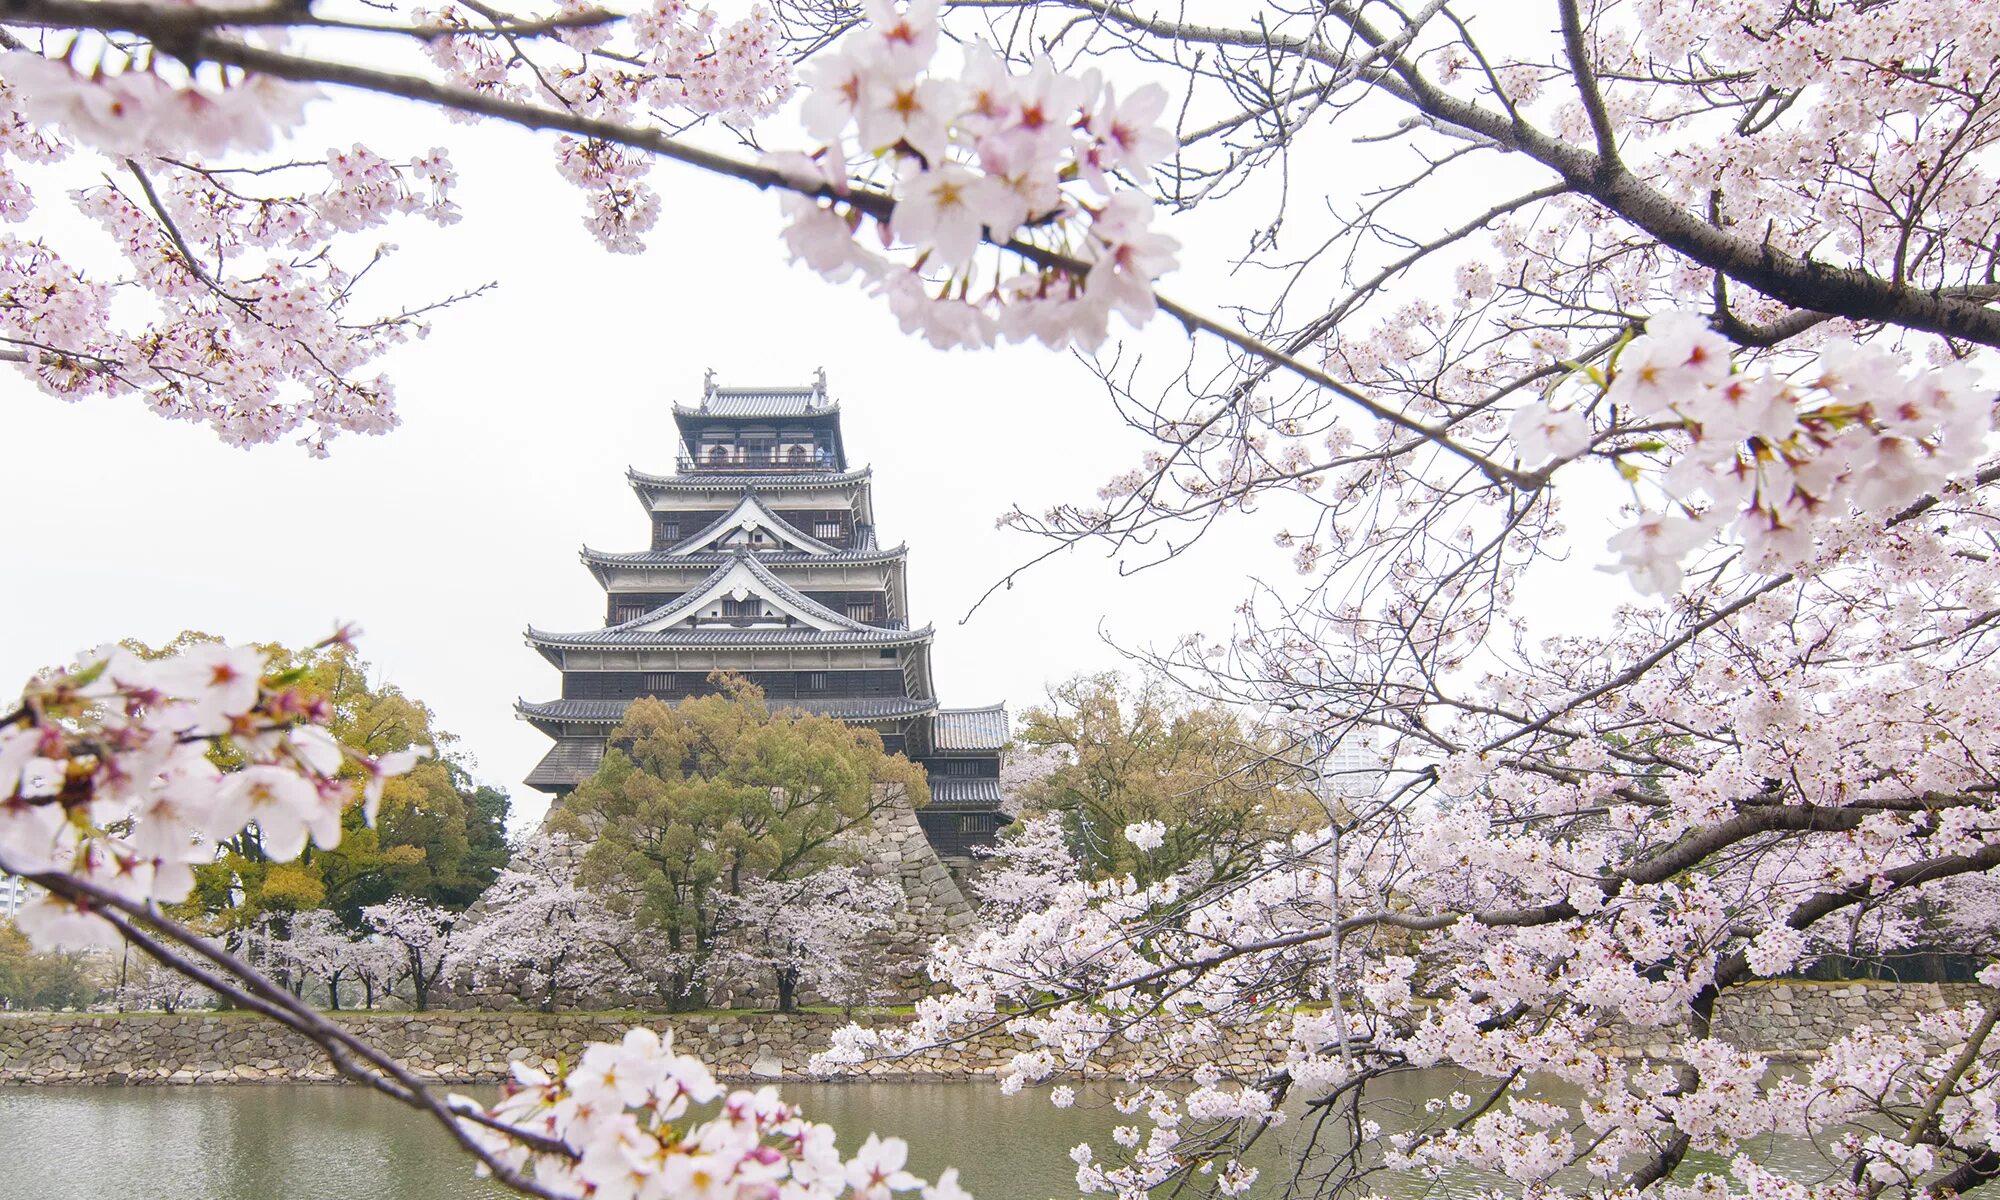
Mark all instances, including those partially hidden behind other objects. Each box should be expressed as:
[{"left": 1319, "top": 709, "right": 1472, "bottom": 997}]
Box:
[
  {"left": 942, "top": 759, "right": 978, "bottom": 777},
  {"left": 722, "top": 598, "right": 760, "bottom": 619},
  {"left": 815, "top": 521, "right": 843, "bottom": 540},
  {"left": 846, "top": 602, "right": 877, "bottom": 623},
  {"left": 802, "top": 672, "right": 828, "bottom": 693},
  {"left": 643, "top": 672, "right": 675, "bottom": 693}
]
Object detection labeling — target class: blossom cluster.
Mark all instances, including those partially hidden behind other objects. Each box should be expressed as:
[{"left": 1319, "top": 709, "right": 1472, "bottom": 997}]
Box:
[
  {"left": 0, "top": 0, "right": 787, "bottom": 449},
  {"left": 816, "top": 852, "right": 1286, "bottom": 1197},
  {"left": 0, "top": 50, "right": 460, "bottom": 452},
  {"left": 416, "top": 0, "right": 793, "bottom": 252},
  {"left": 0, "top": 52, "right": 320, "bottom": 157},
  {"left": 459, "top": 1026, "right": 973, "bottom": 1200},
  {"left": 245, "top": 908, "right": 402, "bottom": 1007},
  {"left": 709, "top": 864, "right": 904, "bottom": 1009},
  {"left": 768, "top": 0, "right": 1180, "bottom": 350},
  {"left": 449, "top": 833, "right": 657, "bottom": 1008},
  {"left": 820, "top": 765, "right": 2000, "bottom": 1200},
  {"left": 1510, "top": 311, "right": 1994, "bottom": 594},
  {"left": 0, "top": 635, "right": 424, "bottom": 950}
]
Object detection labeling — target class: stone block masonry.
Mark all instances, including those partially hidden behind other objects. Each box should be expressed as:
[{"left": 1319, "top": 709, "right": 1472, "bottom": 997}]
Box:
[
  {"left": 0, "top": 981, "right": 1989, "bottom": 1087},
  {"left": 0, "top": 1011, "right": 1026, "bottom": 1087}
]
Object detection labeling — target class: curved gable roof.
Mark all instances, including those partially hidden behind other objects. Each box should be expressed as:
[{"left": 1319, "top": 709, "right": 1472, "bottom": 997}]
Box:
[
  {"left": 663, "top": 492, "right": 838, "bottom": 557},
  {"left": 530, "top": 552, "right": 905, "bottom": 649}
]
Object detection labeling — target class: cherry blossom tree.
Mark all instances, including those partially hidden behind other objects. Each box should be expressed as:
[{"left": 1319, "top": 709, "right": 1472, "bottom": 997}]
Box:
[
  {"left": 966, "top": 813, "right": 1078, "bottom": 925},
  {"left": 362, "top": 894, "right": 461, "bottom": 1011},
  {"left": 996, "top": 742, "right": 1064, "bottom": 818},
  {"left": 708, "top": 865, "right": 902, "bottom": 1013},
  {"left": 348, "top": 933, "right": 402, "bottom": 1011},
  {"left": 449, "top": 832, "right": 657, "bottom": 1012},
  {"left": 763, "top": 5, "right": 2000, "bottom": 1198},
  {"left": 126, "top": 955, "right": 213, "bottom": 1013},
  {"left": 267, "top": 908, "right": 366, "bottom": 1008},
  {"left": 7, "top": 1, "right": 2000, "bottom": 1198}
]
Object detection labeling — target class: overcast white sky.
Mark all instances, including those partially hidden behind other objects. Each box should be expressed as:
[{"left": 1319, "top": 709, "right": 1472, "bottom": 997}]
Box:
[{"left": 0, "top": 88, "right": 1318, "bottom": 831}]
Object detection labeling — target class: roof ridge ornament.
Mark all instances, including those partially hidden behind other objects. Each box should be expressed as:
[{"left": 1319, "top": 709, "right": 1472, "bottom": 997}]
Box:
[{"left": 703, "top": 367, "right": 717, "bottom": 404}]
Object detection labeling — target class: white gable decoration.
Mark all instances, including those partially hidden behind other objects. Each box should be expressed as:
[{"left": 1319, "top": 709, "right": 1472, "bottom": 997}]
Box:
[
  {"left": 630, "top": 558, "right": 859, "bottom": 633},
  {"left": 667, "top": 493, "right": 835, "bottom": 557}
]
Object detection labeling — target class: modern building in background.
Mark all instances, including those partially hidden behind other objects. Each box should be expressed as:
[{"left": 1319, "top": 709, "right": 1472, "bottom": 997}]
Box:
[
  {"left": 1317, "top": 733, "right": 1391, "bottom": 802},
  {"left": 0, "top": 873, "right": 34, "bottom": 921},
  {"left": 518, "top": 374, "right": 1010, "bottom": 856}
]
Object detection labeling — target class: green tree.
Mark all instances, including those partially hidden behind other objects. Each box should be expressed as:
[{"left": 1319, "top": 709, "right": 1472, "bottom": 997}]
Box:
[
  {"left": 552, "top": 674, "right": 928, "bottom": 1010},
  {"left": 1016, "top": 673, "right": 1317, "bottom": 884},
  {"left": 0, "top": 919, "right": 97, "bottom": 1011},
  {"left": 122, "top": 633, "right": 512, "bottom": 937}
]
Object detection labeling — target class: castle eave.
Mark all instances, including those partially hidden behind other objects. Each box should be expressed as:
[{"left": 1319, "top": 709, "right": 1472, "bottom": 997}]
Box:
[
  {"left": 925, "top": 777, "right": 1005, "bottom": 809},
  {"left": 582, "top": 544, "right": 909, "bottom": 569},
  {"left": 525, "top": 625, "right": 934, "bottom": 655},
  {"left": 627, "top": 465, "right": 872, "bottom": 494},
  {"left": 933, "top": 704, "right": 1010, "bottom": 752},
  {"left": 524, "top": 738, "right": 606, "bottom": 791},
  {"left": 518, "top": 695, "right": 938, "bottom": 732}
]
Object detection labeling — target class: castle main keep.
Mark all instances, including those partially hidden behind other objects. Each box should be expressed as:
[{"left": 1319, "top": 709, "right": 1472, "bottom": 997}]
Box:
[{"left": 517, "top": 374, "right": 1009, "bottom": 858}]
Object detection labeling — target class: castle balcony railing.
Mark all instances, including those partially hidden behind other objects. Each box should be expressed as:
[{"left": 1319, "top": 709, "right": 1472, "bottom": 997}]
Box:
[{"left": 677, "top": 451, "right": 841, "bottom": 473}]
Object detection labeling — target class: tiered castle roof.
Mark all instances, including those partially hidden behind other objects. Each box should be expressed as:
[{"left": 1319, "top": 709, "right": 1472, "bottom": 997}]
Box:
[{"left": 517, "top": 374, "right": 1010, "bottom": 856}]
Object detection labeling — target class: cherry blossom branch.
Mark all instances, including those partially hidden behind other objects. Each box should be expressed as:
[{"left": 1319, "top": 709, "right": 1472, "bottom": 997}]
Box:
[
  {"left": 1900, "top": 994, "right": 2000, "bottom": 1154},
  {"left": 6, "top": 0, "right": 619, "bottom": 41},
  {"left": 1, "top": 0, "right": 1534, "bottom": 484}
]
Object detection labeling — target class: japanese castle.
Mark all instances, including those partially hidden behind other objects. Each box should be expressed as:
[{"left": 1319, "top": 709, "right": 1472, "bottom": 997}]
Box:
[{"left": 518, "top": 373, "right": 1010, "bottom": 857}]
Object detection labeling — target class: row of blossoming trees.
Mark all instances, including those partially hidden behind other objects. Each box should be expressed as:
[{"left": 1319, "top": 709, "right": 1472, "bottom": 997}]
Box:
[
  {"left": 5, "top": 0, "right": 2000, "bottom": 1197},
  {"left": 0, "top": 633, "right": 514, "bottom": 1012},
  {"left": 2, "top": 660, "right": 917, "bottom": 1017}
]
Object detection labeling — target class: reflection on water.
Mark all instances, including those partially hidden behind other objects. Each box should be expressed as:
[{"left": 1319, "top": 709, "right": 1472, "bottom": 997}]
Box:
[{"left": 0, "top": 1073, "right": 1844, "bottom": 1200}]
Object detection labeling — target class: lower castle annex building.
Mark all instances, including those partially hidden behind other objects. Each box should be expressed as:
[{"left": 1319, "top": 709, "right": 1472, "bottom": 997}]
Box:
[{"left": 517, "top": 374, "right": 1010, "bottom": 858}]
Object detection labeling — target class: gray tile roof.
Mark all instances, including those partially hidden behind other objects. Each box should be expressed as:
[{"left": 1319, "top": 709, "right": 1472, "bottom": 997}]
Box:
[
  {"left": 933, "top": 704, "right": 1010, "bottom": 751},
  {"left": 674, "top": 385, "right": 837, "bottom": 418},
  {"left": 925, "top": 777, "right": 1005, "bottom": 808},
  {"left": 531, "top": 625, "right": 931, "bottom": 650},
  {"left": 628, "top": 466, "right": 871, "bottom": 492},
  {"left": 524, "top": 739, "right": 606, "bottom": 789},
  {"left": 582, "top": 544, "right": 909, "bottom": 569},
  {"left": 519, "top": 696, "right": 936, "bottom": 726},
  {"left": 518, "top": 698, "right": 631, "bottom": 724}
]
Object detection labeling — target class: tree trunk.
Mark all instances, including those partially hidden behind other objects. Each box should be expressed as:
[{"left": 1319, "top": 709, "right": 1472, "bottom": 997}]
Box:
[
  {"left": 541, "top": 954, "right": 562, "bottom": 1014},
  {"left": 776, "top": 968, "right": 797, "bottom": 1014},
  {"left": 411, "top": 948, "right": 430, "bottom": 1011}
]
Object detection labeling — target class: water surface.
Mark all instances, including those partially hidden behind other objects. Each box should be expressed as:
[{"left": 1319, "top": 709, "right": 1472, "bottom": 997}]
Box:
[{"left": 0, "top": 1075, "right": 1846, "bottom": 1200}]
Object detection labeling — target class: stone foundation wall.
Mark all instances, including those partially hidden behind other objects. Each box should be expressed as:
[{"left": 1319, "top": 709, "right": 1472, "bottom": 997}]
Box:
[
  {"left": 1595, "top": 980, "right": 1993, "bottom": 1060},
  {"left": 0, "top": 1011, "right": 1051, "bottom": 1086},
  {"left": 1, "top": 981, "right": 1989, "bottom": 1087}
]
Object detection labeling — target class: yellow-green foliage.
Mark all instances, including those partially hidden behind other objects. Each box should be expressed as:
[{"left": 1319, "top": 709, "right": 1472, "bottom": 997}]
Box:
[
  {"left": 1016, "top": 672, "right": 1319, "bottom": 884},
  {"left": 119, "top": 632, "right": 511, "bottom": 931},
  {"left": 552, "top": 674, "right": 926, "bottom": 1008}
]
